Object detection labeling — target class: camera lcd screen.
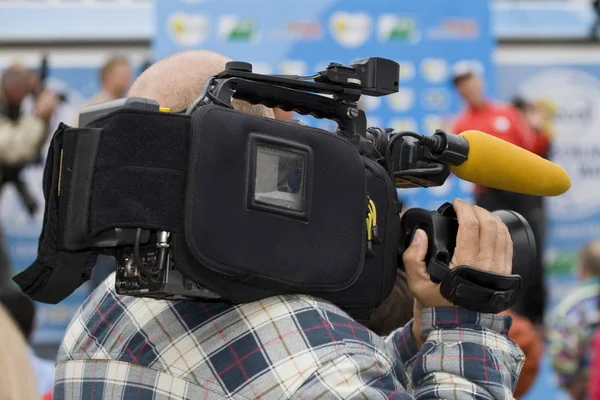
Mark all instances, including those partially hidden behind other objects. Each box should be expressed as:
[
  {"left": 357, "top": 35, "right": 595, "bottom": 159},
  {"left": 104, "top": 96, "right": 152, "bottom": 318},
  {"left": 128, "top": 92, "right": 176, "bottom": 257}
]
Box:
[{"left": 254, "top": 145, "right": 305, "bottom": 211}]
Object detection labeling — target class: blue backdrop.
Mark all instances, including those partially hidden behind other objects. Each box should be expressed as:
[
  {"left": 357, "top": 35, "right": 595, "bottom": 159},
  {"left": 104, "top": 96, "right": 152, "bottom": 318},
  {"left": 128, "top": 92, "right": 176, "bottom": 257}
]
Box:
[{"left": 154, "top": 0, "right": 495, "bottom": 210}]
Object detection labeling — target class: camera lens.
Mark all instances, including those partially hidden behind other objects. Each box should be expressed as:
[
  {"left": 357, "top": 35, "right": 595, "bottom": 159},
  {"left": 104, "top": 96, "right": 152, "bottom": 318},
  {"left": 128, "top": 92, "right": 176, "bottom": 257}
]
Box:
[{"left": 491, "top": 210, "right": 537, "bottom": 302}]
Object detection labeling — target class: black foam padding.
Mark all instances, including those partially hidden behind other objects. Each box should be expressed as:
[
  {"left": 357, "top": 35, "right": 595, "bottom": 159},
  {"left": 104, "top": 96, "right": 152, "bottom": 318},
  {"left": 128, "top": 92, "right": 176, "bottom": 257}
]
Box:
[
  {"left": 13, "top": 124, "right": 98, "bottom": 303},
  {"left": 88, "top": 111, "right": 190, "bottom": 235}
]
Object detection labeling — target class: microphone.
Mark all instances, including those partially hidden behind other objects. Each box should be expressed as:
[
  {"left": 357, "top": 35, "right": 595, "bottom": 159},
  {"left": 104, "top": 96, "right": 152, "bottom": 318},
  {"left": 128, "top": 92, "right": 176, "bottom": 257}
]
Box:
[{"left": 423, "top": 129, "right": 571, "bottom": 196}]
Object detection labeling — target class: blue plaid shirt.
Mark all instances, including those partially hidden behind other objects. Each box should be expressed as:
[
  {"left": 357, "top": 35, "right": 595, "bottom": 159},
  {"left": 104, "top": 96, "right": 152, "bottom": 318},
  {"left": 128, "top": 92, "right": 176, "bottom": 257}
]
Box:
[{"left": 54, "top": 273, "right": 523, "bottom": 399}]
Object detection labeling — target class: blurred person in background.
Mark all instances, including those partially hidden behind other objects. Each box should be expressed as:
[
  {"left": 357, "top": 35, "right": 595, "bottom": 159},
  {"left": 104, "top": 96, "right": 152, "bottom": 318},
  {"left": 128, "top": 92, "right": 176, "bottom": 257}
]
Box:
[
  {"left": 0, "top": 303, "right": 40, "bottom": 400},
  {"left": 503, "top": 309, "right": 543, "bottom": 398},
  {"left": 547, "top": 240, "right": 600, "bottom": 400},
  {"left": 511, "top": 95, "right": 553, "bottom": 160},
  {"left": 588, "top": 295, "right": 600, "bottom": 400},
  {"left": 0, "top": 290, "right": 55, "bottom": 397},
  {"left": 83, "top": 56, "right": 132, "bottom": 107},
  {"left": 451, "top": 66, "right": 548, "bottom": 329},
  {"left": 0, "top": 63, "right": 58, "bottom": 291}
]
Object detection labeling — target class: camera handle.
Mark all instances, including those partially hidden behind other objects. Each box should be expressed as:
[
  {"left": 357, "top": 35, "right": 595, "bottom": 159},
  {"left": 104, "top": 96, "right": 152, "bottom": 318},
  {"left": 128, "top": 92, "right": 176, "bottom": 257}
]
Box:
[
  {"left": 400, "top": 203, "right": 523, "bottom": 314},
  {"left": 209, "top": 77, "right": 378, "bottom": 158}
]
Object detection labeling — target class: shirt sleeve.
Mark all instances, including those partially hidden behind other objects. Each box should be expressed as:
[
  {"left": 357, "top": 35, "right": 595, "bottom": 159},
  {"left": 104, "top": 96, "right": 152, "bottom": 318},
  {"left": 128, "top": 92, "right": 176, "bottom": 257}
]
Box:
[{"left": 292, "top": 307, "right": 524, "bottom": 399}]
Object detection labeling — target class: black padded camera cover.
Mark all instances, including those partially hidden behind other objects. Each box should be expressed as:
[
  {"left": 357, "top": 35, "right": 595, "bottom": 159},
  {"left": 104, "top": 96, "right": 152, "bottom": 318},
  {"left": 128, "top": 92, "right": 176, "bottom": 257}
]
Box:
[
  {"left": 15, "top": 104, "right": 400, "bottom": 317},
  {"left": 13, "top": 123, "right": 100, "bottom": 303},
  {"left": 170, "top": 106, "right": 400, "bottom": 316}
]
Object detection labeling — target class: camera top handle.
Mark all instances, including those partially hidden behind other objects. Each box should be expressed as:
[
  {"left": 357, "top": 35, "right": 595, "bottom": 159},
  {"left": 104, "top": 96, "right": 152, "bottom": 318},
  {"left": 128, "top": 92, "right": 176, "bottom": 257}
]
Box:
[{"left": 199, "top": 58, "right": 399, "bottom": 158}]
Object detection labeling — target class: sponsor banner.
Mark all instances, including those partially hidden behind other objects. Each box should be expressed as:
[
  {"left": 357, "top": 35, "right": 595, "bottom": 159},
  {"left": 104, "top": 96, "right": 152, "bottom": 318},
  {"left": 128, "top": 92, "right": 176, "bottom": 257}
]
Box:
[
  {"left": 1, "top": 0, "right": 597, "bottom": 42},
  {"left": 154, "top": 0, "right": 495, "bottom": 209}
]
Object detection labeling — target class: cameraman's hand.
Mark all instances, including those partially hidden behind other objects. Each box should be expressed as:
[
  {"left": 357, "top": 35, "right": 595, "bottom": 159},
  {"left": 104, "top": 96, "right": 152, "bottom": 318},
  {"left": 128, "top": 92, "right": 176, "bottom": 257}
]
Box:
[
  {"left": 34, "top": 90, "right": 58, "bottom": 121},
  {"left": 403, "top": 198, "right": 513, "bottom": 309}
]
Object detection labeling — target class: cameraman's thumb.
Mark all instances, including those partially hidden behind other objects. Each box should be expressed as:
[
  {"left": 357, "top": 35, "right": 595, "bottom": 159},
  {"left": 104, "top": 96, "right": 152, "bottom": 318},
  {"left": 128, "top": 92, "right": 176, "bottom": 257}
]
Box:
[{"left": 403, "top": 229, "right": 428, "bottom": 267}]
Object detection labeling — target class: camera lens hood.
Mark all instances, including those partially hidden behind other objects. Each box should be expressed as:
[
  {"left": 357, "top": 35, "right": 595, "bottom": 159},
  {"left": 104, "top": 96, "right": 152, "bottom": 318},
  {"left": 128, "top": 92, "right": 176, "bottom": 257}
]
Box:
[{"left": 492, "top": 210, "right": 537, "bottom": 301}]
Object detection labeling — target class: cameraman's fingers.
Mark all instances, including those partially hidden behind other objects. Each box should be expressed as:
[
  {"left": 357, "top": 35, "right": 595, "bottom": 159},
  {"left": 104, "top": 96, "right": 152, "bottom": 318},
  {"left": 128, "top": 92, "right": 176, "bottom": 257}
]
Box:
[
  {"left": 452, "top": 199, "right": 480, "bottom": 258},
  {"left": 494, "top": 216, "right": 509, "bottom": 274},
  {"left": 473, "top": 206, "right": 498, "bottom": 267},
  {"left": 504, "top": 223, "right": 514, "bottom": 275},
  {"left": 402, "top": 229, "right": 429, "bottom": 281}
]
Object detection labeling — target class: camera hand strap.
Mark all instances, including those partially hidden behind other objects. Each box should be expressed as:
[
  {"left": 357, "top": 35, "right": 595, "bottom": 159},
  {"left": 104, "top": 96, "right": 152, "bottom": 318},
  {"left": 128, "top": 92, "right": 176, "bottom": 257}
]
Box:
[{"left": 428, "top": 259, "right": 522, "bottom": 314}]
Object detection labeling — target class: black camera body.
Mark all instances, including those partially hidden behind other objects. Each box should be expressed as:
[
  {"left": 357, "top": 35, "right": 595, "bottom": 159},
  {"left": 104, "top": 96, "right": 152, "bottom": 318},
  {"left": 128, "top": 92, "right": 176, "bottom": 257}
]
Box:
[{"left": 14, "top": 57, "right": 534, "bottom": 318}]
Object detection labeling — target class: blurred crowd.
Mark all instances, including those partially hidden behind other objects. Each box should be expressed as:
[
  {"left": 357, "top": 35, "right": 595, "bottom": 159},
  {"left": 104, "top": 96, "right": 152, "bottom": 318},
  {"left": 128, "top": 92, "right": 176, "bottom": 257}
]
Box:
[
  {"left": 0, "top": 53, "right": 598, "bottom": 399},
  {"left": 0, "top": 56, "right": 135, "bottom": 399}
]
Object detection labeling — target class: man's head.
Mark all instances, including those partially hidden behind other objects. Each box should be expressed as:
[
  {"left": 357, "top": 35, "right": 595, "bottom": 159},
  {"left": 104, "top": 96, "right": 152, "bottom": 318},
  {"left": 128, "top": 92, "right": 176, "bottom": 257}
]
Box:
[
  {"left": 128, "top": 50, "right": 273, "bottom": 118},
  {"left": 0, "top": 290, "right": 35, "bottom": 343},
  {"left": 579, "top": 241, "right": 600, "bottom": 280},
  {"left": 453, "top": 71, "right": 485, "bottom": 108},
  {"left": 1, "top": 63, "right": 34, "bottom": 106},
  {"left": 101, "top": 57, "right": 132, "bottom": 99},
  {"left": 273, "top": 108, "right": 294, "bottom": 121}
]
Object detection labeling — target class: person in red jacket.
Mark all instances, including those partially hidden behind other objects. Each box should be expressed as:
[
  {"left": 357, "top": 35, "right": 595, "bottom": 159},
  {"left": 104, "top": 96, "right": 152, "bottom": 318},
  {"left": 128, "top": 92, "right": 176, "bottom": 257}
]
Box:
[
  {"left": 451, "top": 66, "right": 550, "bottom": 329},
  {"left": 510, "top": 96, "right": 552, "bottom": 160}
]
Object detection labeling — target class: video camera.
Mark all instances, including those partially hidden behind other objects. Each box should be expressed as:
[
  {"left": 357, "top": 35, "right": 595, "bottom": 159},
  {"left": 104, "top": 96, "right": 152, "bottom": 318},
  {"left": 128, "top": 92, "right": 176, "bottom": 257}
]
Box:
[{"left": 14, "top": 57, "right": 535, "bottom": 318}]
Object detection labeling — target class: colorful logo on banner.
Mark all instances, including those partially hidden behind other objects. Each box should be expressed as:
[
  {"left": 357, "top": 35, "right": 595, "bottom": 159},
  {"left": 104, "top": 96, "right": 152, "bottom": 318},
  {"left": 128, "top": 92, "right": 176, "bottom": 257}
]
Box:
[
  {"left": 329, "top": 11, "right": 372, "bottom": 48},
  {"left": 168, "top": 12, "right": 210, "bottom": 47},
  {"left": 377, "top": 14, "right": 420, "bottom": 43},
  {"left": 218, "top": 15, "right": 260, "bottom": 43}
]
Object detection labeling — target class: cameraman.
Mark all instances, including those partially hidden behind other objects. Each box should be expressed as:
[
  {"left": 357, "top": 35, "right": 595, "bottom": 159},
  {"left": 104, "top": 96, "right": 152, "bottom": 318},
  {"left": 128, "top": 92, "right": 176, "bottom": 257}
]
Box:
[
  {"left": 53, "top": 50, "right": 524, "bottom": 399},
  {"left": 0, "top": 64, "right": 57, "bottom": 287}
]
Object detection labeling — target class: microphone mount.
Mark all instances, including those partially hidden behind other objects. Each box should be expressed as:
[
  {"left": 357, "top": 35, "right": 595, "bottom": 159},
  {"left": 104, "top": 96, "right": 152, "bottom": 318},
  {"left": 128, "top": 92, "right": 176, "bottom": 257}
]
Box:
[
  {"left": 381, "top": 129, "right": 468, "bottom": 189},
  {"left": 421, "top": 130, "right": 469, "bottom": 166}
]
